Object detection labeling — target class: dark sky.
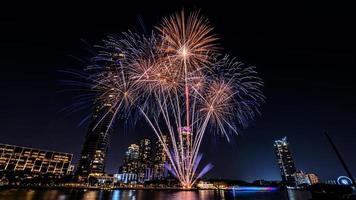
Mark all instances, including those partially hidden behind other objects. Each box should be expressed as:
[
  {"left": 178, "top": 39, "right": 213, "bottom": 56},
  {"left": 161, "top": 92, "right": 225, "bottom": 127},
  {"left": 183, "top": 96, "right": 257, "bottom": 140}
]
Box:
[{"left": 0, "top": 1, "right": 355, "bottom": 182}]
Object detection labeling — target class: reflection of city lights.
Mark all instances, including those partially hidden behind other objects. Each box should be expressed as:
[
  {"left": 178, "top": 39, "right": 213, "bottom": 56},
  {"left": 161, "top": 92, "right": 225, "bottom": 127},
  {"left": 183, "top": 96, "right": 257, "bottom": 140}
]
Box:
[
  {"left": 25, "top": 190, "right": 35, "bottom": 200},
  {"left": 112, "top": 190, "right": 120, "bottom": 200},
  {"left": 231, "top": 186, "right": 277, "bottom": 191},
  {"left": 83, "top": 191, "right": 97, "bottom": 200},
  {"left": 174, "top": 191, "right": 198, "bottom": 200}
]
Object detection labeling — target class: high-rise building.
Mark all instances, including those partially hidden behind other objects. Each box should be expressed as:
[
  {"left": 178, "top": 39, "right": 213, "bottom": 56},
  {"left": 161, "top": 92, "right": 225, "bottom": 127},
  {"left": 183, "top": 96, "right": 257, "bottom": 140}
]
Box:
[
  {"left": 76, "top": 60, "right": 122, "bottom": 178},
  {"left": 153, "top": 135, "right": 170, "bottom": 180},
  {"left": 121, "top": 144, "right": 140, "bottom": 174},
  {"left": 138, "top": 139, "right": 153, "bottom": 182},
  {"left": 116, "top": 136, "right": 172, "bottom": 184},
  {"left": 117, "top": 144, "right": 140, "bottom": 183},
  {"left": 76, "top": 104, "right": 114, "bottom": 178},
  {"left": 274, "top": 137, "right": 297, "bottom": 186},
  {"left": 178, "top": 126, "right": 192, "bottom": 166},
  {"left": 125, "top": 144, "right": 140, "bottom": 161},
  {"left": 0, "top": 143, "right": 73, "bottom": 175}
]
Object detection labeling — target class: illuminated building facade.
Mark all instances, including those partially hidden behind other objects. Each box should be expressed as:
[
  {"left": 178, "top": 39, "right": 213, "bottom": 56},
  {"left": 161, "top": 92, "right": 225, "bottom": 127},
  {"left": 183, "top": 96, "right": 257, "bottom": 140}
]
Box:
[
  {"left": 0, "top": 143, "right": 73, "bottom": 175},
  {"left": 274, "top": 137, "right": 297, "bottom": 186},
  {"left": 290, "top": 171, "right": 319, "bottom": 186},
  {"left": 178, "top": 126, "right": 192, "bottom": 165},
  {"left": 293, "top": 171, "right": 310, "bottom": 186},
  {"left": 153, "top": 135, "right": 170, "bottom": 180},
  {"left": 138, "top": 139, "right": 153, "bottom": 182},
  {"left": 117, "top": 136, "right": 171, "bottom": 184},
  {"left": 121, "top": 144, "right": 140, "bottom": 173},
  {"left": 197, "top": 181, "right": 216, "bottom": 189},
  {"left": 118, "top": 144, "right": 140, "bottom": 183},
  {"left": 76, "top": 58, "right": 122, "bottom": 178},
  {"left": 307, "top": 173, "right": 320, "bottom": 185},
  {"left": 114, "top": 173, "right": 138, "bottom": 184},
  {"left": 76, "top": 104, "right": 114, "bottom": 178}
]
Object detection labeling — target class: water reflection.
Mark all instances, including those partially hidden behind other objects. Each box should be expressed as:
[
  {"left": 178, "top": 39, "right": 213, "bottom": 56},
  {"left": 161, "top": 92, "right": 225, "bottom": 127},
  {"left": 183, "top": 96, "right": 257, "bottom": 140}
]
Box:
[
  {"left": 25, "top": 189, "right": 35, "bottom": 200},
  {"left": 198, "top": 190, "right": 212, "bottom": 200},
  {"left": 112, "top": 190, "right": 120, "bottom": 199},
  {"left": 286, "top": 189, "right": 312, "bottom": 200},
  {"left": 83, "top": 190, "right": 97, "bottom": 199},
  {"left": 0, "top": 188, "right": 312, "bottom": 200}
]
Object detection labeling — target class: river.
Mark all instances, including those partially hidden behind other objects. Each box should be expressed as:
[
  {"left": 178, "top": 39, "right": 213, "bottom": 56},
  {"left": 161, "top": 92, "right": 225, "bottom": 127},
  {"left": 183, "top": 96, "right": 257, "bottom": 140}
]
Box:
[{"left": 0, "top": 188, "right": 312, "bottom": 200}]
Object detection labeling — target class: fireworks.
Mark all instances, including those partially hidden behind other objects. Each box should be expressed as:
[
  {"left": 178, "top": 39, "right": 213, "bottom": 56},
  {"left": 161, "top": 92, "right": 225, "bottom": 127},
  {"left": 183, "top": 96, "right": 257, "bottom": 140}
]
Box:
[
  {"left": 156, "top": 10, "right": 218, "bottom": 70},
  {"left": 74, "top": 10, "right": 264, "bottom": 188}
]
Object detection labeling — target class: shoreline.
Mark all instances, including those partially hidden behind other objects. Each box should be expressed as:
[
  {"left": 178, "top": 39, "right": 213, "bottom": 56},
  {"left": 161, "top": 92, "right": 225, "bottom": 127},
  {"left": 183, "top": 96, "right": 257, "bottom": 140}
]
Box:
[{"left": 0, "top": 185, "right": 206, "bottom": 191}]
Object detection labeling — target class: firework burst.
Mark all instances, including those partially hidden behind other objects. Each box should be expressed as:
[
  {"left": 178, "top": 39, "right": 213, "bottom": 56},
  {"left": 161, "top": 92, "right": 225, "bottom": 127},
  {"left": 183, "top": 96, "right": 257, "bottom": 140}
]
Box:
[
  {"left": 156, "top": 10, "right": 218, "bottom": 70},
  {"left": 71, "top": 10, "right": 264, "bottom": 188}
]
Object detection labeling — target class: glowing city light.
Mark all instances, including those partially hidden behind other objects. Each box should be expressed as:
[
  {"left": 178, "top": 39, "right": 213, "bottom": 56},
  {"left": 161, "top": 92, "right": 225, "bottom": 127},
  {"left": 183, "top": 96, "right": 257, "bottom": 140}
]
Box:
[{"left": 337, "top": 176, "right": 353, "bottom": 185}]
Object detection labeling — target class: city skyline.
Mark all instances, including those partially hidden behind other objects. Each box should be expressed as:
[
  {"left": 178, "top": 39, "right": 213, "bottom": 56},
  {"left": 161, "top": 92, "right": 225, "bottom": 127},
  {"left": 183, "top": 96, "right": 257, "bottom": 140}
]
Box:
[{"left": 0, "top": 0, "right": 355, "bottom": 183}]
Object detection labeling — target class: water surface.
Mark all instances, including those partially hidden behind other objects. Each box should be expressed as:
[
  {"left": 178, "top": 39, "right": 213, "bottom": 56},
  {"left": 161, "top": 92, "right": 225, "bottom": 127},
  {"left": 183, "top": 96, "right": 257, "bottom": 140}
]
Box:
[{"left": 0, "top": 188, "right": 312, "bottom": 200}]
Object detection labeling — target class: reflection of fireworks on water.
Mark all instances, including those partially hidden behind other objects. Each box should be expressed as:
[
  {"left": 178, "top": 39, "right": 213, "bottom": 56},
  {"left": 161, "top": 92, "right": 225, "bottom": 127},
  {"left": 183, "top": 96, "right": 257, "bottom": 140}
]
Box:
[{"left": 71, "top": 10, "right": 264, "bottom": 188}]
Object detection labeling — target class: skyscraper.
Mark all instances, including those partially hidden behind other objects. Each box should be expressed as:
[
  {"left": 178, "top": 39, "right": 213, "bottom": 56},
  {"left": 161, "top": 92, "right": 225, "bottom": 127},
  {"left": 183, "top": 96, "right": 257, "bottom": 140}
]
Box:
[
  {"left": 117, "top": 144, "right": 140, "bottom": 183},
  {"left": 116, "top": 136, "right": 172, "bottom": 184},
  {"left": 122, "top": 144, "right": 140, "bottom": 174},
  {"left": 138, "top": 139, "right": 153, "bottom": 182},
  {"left": 178, "top": 126, "right": 192, "bottom": 167},
  {"left": 76, "top": 104, "right": 114, "bottom": 178},
  {"left": 153, "top": 135, "right": 170, "bottom": 180},
  {"left": 76, "top": 57, "right": 122, "bottom": 179},
  {"left": 274, "top": 137, "right": 297, "bottom": 186}
]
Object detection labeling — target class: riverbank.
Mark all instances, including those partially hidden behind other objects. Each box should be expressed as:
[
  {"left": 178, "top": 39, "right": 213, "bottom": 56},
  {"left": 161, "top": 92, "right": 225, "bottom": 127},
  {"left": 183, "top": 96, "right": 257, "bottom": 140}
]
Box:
[{"left": 0, "top": 185, "right": 207, "bottom": 191}]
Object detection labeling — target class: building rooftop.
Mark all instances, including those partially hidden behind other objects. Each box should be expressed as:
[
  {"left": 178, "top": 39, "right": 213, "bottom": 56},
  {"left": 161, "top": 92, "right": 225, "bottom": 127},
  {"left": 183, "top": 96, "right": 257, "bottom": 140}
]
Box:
[{"left": 0, "top": 142, "right": 73, "bottom": 156}]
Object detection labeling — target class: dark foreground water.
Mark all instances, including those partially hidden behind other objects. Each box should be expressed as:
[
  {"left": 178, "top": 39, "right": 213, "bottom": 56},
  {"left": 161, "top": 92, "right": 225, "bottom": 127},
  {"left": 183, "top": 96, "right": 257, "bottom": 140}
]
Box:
[{"left": 0, "top": 188, "right": 312, "bottom": 200}]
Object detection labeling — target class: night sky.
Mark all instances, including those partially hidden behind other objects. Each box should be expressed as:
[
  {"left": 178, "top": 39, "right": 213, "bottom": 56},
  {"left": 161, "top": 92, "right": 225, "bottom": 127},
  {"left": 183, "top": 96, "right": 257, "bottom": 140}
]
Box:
[{"left": 0, "top": 1, "right": 354, "bottom": 182}]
